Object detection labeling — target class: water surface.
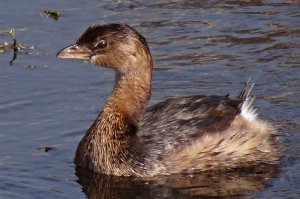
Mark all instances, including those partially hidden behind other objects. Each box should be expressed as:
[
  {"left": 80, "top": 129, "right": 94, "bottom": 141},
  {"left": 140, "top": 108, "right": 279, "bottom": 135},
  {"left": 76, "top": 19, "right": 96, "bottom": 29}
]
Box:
[{"left": 1, "top": 0, "right": 299, "bottom": 198}]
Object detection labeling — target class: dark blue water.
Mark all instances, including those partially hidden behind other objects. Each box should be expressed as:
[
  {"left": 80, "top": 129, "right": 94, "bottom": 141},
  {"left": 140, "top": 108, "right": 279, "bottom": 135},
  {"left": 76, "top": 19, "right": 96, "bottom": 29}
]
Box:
[{"left": 1, "top": 0, "right": 299, "bottom": 198}]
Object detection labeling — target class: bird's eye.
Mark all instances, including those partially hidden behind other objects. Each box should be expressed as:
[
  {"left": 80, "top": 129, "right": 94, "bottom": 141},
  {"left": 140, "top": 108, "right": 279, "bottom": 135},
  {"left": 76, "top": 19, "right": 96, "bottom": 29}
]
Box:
[{"left": 95, "top": 40, "right": 108, "bottom": 49}]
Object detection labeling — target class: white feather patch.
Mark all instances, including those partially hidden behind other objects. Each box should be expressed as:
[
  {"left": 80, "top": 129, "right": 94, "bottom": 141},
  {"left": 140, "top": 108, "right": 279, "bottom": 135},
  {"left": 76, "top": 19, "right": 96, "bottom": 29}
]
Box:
[{"left": 241, "top": 84, "right": 258, "bottom": 122}]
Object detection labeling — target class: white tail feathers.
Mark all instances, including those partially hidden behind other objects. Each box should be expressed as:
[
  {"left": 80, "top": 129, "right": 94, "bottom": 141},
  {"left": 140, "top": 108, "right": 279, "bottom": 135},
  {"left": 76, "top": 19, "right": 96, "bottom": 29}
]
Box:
[
  {"left": 241, "top": 97, "right": 257, "bottom": 122},
  {"left": 240, "top": 83, "right": 258, "bottom": 122}
]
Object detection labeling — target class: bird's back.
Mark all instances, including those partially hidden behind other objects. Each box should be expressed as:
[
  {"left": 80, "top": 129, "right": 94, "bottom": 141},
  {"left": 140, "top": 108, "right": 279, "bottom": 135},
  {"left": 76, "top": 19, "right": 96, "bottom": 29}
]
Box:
[
  {"left": 136, "top": 84, "right": 279, "bottom": 174},
  {"left": 139, "top": 95, "right": 242, "bottom": 154}
]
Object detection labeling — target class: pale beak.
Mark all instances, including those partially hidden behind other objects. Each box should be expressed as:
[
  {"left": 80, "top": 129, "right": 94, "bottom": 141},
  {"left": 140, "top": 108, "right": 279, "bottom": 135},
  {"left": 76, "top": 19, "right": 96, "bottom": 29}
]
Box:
[{"left": 56, "top": 44, "right": 92, "bottom": 60}]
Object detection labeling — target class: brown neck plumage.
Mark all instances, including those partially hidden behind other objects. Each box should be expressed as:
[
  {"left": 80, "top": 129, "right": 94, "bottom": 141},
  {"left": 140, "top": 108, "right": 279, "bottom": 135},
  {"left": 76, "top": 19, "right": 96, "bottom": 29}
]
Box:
[{"left": 88, "top": 57, "right": 152, "bottom": 140}]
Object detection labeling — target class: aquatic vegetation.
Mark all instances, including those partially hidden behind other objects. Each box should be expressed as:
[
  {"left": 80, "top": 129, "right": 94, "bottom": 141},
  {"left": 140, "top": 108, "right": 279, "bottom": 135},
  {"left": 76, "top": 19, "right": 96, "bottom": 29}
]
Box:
[
  {"left": 0, "top": 29, "right": 24, "bottom": 52},
  {"left": 38, "top": 146, "right": 56, "bottom": 152},
  {"left": 0, "top": 28, "right": 36, "bottom": 65},
  {"left": 42, "top": 10, "right": 63, "bottom": 20}
]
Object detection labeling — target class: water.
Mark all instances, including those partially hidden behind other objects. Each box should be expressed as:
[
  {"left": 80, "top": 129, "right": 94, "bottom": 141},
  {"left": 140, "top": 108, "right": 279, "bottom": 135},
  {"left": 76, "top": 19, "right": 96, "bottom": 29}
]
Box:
[{"left": 0, "top": 0, "right": 299, "bottom": 198}]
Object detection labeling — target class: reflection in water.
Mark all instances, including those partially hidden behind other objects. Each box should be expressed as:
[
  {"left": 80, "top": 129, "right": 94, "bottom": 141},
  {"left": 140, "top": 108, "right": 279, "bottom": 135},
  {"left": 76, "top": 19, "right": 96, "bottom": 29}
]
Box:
[
  {"left": 76, "top": 164, "right": 278, "bottom": 198},
  {"left": 8, "top": 50, "right": 17, "bottom": 65},
  {"left": 8, "top": 46, "right": 18, "bottom": 65}
]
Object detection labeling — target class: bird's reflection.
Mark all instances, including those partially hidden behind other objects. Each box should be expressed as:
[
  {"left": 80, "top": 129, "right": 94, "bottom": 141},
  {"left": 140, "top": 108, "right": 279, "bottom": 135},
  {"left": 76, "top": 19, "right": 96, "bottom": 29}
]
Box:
[{"left": 76, "top": 164, "right": 278, "bottom": 199}]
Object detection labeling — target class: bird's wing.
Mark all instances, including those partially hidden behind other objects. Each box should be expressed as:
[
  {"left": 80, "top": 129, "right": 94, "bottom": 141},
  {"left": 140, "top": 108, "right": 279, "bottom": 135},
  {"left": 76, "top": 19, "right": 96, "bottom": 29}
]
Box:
[{"left": 137, "top": 94, "right": 244, "bottom": 156}]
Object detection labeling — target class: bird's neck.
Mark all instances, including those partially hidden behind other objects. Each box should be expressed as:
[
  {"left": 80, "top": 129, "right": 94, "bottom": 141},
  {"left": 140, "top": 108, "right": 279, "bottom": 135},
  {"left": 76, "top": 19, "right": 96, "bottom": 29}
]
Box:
[
  {"left": 95, "top": 45, "right": 153, "bottom": 135},
  {"left": 105, "top": 67, "right": 152, "bottom": 127},
  {"left": 75, "top": 62, "right": 152, "bottom": 175}
]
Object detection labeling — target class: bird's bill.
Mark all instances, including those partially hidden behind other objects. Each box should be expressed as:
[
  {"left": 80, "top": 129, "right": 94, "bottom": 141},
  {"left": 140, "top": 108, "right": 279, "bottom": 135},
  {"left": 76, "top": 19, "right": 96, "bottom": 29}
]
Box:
[{"left": 56, "top": 44, "right": 92, "bottom": 60}]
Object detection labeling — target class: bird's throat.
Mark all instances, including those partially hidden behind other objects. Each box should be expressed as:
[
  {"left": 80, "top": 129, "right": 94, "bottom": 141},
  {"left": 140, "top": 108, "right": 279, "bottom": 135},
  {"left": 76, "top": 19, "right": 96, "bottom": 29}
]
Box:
[{"left": 105, "top": 70, "right": 152, "bottom": 127}]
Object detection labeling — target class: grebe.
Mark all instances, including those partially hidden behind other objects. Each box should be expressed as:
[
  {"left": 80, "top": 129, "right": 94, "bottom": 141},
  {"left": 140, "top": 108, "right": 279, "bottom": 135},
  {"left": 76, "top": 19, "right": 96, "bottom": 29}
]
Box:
[{"left": 57, "top": 23, "right": 279, "bottom": 177}]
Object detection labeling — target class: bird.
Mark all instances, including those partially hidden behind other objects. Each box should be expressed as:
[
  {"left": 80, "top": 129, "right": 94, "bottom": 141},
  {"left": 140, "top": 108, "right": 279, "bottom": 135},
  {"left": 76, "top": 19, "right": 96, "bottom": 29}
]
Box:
[{"left": 57, "top": 23, "right": 279, "bottom": 177}]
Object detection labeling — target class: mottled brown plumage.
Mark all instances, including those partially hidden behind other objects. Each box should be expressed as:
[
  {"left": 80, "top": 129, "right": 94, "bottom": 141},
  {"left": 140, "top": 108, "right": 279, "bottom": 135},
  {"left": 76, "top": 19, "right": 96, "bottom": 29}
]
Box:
[{"left": 57, "top": 23, "right": 280, "bottom": 177}]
